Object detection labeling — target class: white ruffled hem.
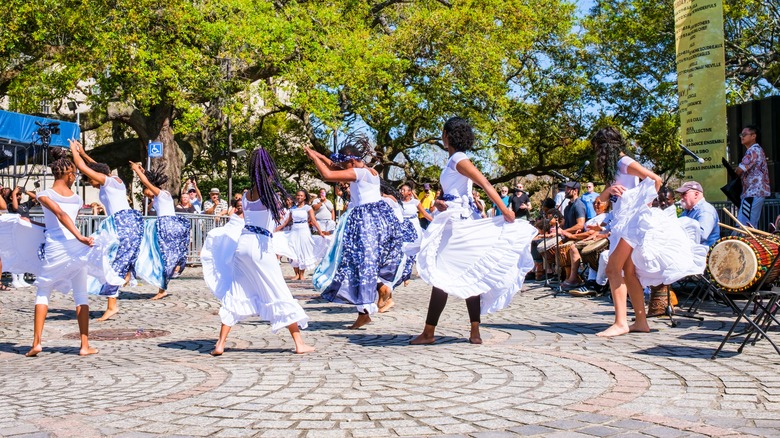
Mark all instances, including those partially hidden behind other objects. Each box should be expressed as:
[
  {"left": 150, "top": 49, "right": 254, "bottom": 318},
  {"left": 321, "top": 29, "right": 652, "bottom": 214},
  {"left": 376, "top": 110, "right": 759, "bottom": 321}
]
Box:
[
  {"left": 0, "top": 214, "right": 45, "bottom": 275},
  {"left": 415, "top": 210, "right": 537, "bottom": 314},
  {"left": 219, "top": 296, "right": 309, "bottom": 332}
]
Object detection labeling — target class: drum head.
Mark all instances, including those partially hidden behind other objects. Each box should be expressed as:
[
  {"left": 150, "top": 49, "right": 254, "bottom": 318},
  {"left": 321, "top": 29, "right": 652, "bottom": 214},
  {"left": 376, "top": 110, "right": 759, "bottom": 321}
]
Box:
[
  {"left": 582, "top": 238, "right": 608, "bottom": 255},
  {"left": 708, "top": 239, "right": 758, "bottom": 290},
  {"left": 539, "top": 237, "right": 558, "bottom": 251}
]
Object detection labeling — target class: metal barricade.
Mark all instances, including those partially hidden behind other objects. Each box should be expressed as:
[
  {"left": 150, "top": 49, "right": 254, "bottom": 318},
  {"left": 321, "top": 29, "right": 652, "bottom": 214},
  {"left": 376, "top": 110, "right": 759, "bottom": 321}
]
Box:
[
  {"left": 28, "top": 213, "right": 231, "bottom": 266},
  {"left": 712, "top": 199, "right": 780, "bottom": 232}
]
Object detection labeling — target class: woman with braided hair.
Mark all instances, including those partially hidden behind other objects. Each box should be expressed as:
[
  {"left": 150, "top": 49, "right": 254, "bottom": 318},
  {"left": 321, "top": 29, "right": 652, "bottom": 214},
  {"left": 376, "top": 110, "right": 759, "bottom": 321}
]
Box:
[
  {"left": 69, "top": 139, "right": 143, "bottom": 322},
  {"left": 0, "top": 148, "right": 98, "bottom": 356},
  {"left": 130, "top": 161, "right": 192, "bottom": 300},
  {"left": 201, "top": 147, "right": 313, "bottom": 355},
  {"left": 306, "top": 136, "right": 405, "bottom": 329}
]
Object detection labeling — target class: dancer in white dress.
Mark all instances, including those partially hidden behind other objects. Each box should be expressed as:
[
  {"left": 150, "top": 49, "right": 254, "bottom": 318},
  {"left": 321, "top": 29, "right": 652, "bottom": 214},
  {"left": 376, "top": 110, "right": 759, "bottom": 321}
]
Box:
[
  {"left": 410, "top": 117, "right": 538, "bottom": 345},
  {"left": 274, "top": 190, "right": 323, "bottom": 280},
  {"left": 130, "top": 162, "right": 192, "bottom": 300},
  {"left": 201, "top": 148, "right": 314, "bottom": 355},
  {"left": 70, "top": 140, "right": 143, "bottom": 322},
  {"left": 592, "top": 127, "right": 663, "bottom": 337},
  {"left": 24, "top": 148, "right": 98, "bottom": 356}
]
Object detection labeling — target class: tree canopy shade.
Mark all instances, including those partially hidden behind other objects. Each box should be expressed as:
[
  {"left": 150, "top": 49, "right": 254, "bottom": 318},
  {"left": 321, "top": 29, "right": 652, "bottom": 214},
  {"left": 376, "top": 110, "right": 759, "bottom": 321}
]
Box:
[{"left": 3, "top": 0, "right": 775, "bottom": 191}]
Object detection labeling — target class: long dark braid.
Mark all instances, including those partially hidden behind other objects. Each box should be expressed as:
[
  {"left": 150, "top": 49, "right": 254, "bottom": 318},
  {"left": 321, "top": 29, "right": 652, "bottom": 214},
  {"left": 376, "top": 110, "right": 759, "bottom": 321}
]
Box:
[
  {"left": 592, "top": 126, "right": 629, "bottom": 185},
  {"left": 249, "top": 148, "right": 288, "bottom": 225}
]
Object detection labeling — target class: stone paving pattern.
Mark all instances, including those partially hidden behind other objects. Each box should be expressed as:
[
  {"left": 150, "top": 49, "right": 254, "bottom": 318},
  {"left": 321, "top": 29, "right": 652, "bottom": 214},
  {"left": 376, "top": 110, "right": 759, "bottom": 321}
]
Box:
[{"left": 1, "top": 265, "right": 779, "bottom": 437}]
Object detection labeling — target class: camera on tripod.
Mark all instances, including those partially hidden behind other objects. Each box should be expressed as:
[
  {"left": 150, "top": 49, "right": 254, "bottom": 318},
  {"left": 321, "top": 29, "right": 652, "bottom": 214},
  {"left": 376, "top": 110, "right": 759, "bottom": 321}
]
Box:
[{"left": 35, "top": 121, "right": 60, "bottom": 137}]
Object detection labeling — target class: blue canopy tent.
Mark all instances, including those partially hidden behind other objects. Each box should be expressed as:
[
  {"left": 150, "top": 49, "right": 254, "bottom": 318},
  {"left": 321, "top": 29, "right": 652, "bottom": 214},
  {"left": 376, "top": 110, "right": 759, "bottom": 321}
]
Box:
[{"left": 0, "top": 110, "right": 81, "bottom": 186}]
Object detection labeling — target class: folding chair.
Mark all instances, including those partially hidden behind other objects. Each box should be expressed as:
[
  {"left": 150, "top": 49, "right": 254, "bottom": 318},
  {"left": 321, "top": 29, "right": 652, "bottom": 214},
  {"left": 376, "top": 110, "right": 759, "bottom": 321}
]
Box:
[{"left": 711, "top": 250, "right": 780, "bottom": 359}]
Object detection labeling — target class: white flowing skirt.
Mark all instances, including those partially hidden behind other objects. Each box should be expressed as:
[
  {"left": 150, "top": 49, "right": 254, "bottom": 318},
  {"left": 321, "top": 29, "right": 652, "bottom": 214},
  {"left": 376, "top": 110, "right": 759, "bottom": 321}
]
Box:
[
  {"left": 609, "top": 178, "right": 707, "bottom": 287},
  {"left": 286, "top": 223, "right": 319, "bottom": 270},
  {"left": 409, "top": 208, "right": 538, "bottom": 315},
  {"left": 202, "top": 218, "right": 309, "bottom": 331},
  {"left": 0, "top": 214, "right": 45, "bottom": 275}
]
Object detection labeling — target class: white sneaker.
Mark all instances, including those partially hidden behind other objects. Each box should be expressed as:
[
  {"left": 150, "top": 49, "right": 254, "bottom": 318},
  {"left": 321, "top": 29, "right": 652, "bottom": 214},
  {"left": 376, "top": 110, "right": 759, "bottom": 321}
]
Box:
[{"left": 12, "top": 274, "right": 29, "bottom": 288}]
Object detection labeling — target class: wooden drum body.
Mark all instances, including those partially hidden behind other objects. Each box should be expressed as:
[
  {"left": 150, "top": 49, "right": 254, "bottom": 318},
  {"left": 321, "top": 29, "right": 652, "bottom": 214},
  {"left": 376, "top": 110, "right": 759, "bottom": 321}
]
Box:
[
  {"left": 580, "top": 239, "right": 609, "bottom": 271},
  {"left": 707, "top": 236, "right": 780, "bottom": 292}
]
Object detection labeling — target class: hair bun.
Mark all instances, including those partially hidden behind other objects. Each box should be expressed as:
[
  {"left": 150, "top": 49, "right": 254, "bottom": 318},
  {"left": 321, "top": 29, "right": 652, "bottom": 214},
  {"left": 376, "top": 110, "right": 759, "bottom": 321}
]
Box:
[{"left": 49, "top": 147, "right": 69, "bottom": 161}]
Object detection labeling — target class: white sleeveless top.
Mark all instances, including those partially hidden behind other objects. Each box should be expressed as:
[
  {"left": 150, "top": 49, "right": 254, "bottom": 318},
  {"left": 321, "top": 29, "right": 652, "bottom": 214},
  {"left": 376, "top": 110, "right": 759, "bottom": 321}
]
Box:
[
  {"left": 152, "top": 190, "right": 175, "bottom": 217},
  {"left": 401, "top": 198, "right": 420, "bottom": 220},
  {"left": 614, "top": 156, "right": 639, "bottom": 189},
  {"left": 440, "top": 152, "right": 473, "bottom": 209},
  {"left": 99, "top": 176, "right": 131, "bottom": 216},
  {"left": 348, "top": 167, "right": 381, "bottom": 206},
  {"left": 242, "top": 195, "right": 274, "bottom": 231},
  {"left": 38, "top": 189, "right": 81, "bottom": 240},
  {"left": 290, "top": 205, "right": 312, "bottom": 229}
]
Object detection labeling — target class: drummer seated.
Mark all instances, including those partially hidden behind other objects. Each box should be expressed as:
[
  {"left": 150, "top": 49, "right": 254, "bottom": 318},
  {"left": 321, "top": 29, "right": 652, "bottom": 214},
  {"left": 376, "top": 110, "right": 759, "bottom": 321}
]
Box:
[{"left": 561, "top": 198, "right": 612, "bottom": 290}]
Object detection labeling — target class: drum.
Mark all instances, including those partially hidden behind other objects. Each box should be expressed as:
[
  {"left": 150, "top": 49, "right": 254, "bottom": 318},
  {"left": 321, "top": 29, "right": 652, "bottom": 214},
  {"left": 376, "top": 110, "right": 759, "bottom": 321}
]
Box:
[
  {"left": 540, "top": 237, "right": 560, "bottom": 264},
  {"left": 554, "top": 241, "right": 574, "bottom": 268},
  {"left": 707, "top": 235, "right": 780, "bottom": 292},
  {"left": 581, "top": 239, "right": 609, "bottom": 271},
  {"left": 647, "top": 285, "right": 678, "bottom": 317}
]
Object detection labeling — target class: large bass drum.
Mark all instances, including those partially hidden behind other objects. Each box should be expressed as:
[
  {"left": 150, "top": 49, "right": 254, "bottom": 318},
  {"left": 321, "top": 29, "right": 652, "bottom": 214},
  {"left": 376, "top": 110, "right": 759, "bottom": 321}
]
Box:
[{"left": 707, "top": 235, "right": 780, "bottom": 292}]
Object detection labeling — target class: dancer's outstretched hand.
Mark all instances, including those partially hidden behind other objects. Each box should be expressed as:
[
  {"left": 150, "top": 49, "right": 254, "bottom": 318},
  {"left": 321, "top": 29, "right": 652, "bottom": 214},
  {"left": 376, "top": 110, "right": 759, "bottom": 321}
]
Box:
[{"left": 79, "top": 235, "right": 95, "bottom": 247}]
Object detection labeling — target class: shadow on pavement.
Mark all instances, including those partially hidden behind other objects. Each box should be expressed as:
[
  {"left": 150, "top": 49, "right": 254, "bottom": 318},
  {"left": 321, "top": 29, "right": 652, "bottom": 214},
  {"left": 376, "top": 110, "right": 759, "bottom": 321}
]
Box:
[
  {"left": 634, "top": 344, "right": 739, "bottom": 358},
  {"left": 334, "top": 333, "right": 464, "bottom": 347},
  {"left": 482, "top": 322, "right": 606, "bottom": 335}
]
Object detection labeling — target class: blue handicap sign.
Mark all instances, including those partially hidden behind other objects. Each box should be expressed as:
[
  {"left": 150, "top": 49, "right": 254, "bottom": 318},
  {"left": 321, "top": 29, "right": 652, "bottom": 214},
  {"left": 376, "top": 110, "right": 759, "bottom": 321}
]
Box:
[{"left": 148, "top": 142, "right": 163, "bottom": 158}]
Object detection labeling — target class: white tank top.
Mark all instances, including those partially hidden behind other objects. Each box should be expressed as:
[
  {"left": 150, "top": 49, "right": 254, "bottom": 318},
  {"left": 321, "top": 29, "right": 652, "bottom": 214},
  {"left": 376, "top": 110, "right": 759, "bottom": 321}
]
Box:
[
  {"left": 152, "top": 191, "right": 175, "bottom": 217},
  {"left": 348, "top": 167, "right": 381, "bottom": 206},
  {"left": 38, "top": 189, "right": 82, "bottom": 240},
  {"left": 99, "top": 176, "right": 131, "bottom": 216},
  {"left": 614, "top": 156, "right": 639, "bottom": 189},
  {"left": 440, "top": 152, "right": 473, "bottom": 209},
  {"left": 401, "top": 198, "right": 420, "bottom": 220},
  {"left": 242, "top": 195, "right": 274, "bottom": 230}
]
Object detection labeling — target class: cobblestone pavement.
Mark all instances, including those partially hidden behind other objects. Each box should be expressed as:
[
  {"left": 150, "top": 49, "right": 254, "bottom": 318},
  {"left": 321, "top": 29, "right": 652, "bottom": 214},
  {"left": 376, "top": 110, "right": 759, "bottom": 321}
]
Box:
[{"left": 1, "top": 266, "right": 779, "bottom": 437}]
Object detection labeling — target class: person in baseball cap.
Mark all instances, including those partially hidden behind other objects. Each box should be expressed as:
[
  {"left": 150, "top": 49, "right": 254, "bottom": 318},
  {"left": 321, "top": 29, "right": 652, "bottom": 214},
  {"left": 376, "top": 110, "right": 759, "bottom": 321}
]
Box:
[{"left": 677, "top": 181, "right": 720, "bottom": 246}]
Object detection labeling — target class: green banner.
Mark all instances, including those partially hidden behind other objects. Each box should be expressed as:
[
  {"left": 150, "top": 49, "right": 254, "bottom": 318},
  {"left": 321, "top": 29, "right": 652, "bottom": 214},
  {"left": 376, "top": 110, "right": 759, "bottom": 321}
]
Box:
[{"left": 674, "top": 0, "right": 727, "bottom": 201}]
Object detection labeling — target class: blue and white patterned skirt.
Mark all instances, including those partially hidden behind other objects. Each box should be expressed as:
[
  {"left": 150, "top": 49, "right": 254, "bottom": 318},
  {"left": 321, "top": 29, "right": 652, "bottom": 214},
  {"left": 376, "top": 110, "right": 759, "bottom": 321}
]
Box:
[
  {"left": 89, "top": 209, "right": 144, "bottom": 296},
  {"left": 157, "top": 215, "right": 191, "bottom": 289},
  {"left": 392, "top": 218, "right": 420, "bottom": 288},
  {"left": 313, "top": 200, "right": 404, "bottom": 313}
]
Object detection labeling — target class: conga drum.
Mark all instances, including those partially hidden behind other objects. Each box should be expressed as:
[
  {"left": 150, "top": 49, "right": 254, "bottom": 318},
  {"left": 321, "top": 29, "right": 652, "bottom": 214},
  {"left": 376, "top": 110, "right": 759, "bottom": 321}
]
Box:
[
  {"left": 707, "top": 235, "right": 780, "bottom": 292},
  {"left": 556, "top": 241, "right": 574, "bottom": 268},
  {"left": 581, "top": 239, "right": 609, "bottom": 271},
  {"left": 540, "top": 237, "right": 560, "bottom": 265}
]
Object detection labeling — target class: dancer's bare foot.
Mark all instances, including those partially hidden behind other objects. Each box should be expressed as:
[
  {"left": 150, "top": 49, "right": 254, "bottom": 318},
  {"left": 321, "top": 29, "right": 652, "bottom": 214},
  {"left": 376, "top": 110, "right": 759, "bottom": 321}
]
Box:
[
  {"left": 96, "top": 308, "right": 118, "bottom": 322},
  {"left": 294, "top": 344, "right": 316, "bottom": 354},
  {"left": 596, "top": 323, "right": 630, "bottom": 337},
  {"left": 79, "top": 347, "right": 98, "bottom": 356},
  {"left": 378, "top": 298, "right": 394, "bottom": 313},
  {"left": 629, "top": 321, "right": 650, "bottom": 333},
  {"left": 150, "top": 291, "right": 168, "bottom": 300},
  {"left": 348, "top": 313, "right": 371, "bottom": 329},
  {"left": 210, "top": 343, "right": 225, "bottom": 356},
  {"left": 25, "top": 345, "right": 42, "bottom": 357},
  {"left": 469, "top": 324, "right": 482, "bottom": 344},
  {"left": 409, "top": 333, "right": 436, "bottom": 345}
]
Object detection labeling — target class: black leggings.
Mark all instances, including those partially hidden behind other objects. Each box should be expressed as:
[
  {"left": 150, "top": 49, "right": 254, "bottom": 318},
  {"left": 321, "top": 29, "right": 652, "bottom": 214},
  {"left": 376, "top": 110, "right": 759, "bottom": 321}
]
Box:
[{"left": 424, "top": 287, "right": 481, "bottom": 326}]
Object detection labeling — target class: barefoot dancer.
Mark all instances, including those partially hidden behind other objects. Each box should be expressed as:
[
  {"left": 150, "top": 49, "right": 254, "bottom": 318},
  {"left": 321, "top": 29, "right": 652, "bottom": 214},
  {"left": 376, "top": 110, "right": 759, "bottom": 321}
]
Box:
[
  {"left": 306, "top": 136, "right": 404, "bottom": 329},
  {"left": 410, "top": 117, "right": 537, "bottom": 345},
  {"left": 592, "top": 127, "right": 662, "bottom": 337},
  {"left": 25, "top": 148, "right": 97, "bottom": 356},
  {"left": 130, "top": 162, "right": 192, "bottom": 300},
  {"left": 274, "top": 189, "right": 323, "bottom": 281},
  {"left": 70, "top": 139, "right": 143, "bottom": 321},
  {"left": 201, "top": 148, "right": 314, "bottom": 355}
]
